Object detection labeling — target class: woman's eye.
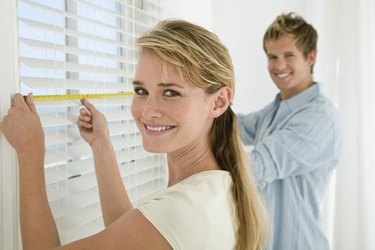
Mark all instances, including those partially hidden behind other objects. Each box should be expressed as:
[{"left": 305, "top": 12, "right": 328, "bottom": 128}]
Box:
[
  {"left": 134, "top": 87, "right": 147, "bottom": 95},
  {"left": 164, "top": 90, "right": 179, "bottom": 97}
]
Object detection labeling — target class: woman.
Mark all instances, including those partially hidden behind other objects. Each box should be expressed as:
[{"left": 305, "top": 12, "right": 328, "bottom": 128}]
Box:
[{"left": 0, "top": 19, "right": 268, "bottom": 250}]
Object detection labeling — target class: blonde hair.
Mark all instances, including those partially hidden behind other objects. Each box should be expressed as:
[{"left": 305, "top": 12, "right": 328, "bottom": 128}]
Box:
[{"left": 137, "top": 19, "right": 269, "bottom": 250}]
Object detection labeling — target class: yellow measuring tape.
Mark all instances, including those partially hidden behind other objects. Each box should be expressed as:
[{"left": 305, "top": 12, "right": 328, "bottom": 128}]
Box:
[{"left": 33, "top": 92, "right": 133, "bottom": 101}]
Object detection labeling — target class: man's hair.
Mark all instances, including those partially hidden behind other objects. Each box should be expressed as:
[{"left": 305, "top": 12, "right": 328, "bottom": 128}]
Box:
[{"left": 263, "top": 12, "right": 318, "bottom": 59}]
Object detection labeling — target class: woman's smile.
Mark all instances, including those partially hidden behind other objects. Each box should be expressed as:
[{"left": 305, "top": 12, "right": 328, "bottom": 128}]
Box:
[{"left": 144, "top": 123, "right": 176, "bottom": 134}]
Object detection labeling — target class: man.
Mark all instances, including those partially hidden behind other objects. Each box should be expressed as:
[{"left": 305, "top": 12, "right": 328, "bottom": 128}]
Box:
[{"left": 238, "top": 12, "right": 342, "bottom": 250}]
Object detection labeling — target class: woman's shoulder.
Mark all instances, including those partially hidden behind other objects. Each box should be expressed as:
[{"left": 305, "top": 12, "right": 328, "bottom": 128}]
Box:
[
  {"left": 137, "top": 170, "right": 233, "bottom": 210},
  {"left": 135, "top": 170, "right": 236, "bottom": 249}
]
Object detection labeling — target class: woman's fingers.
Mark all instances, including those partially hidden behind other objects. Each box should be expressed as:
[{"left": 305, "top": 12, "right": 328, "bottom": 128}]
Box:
[
  {"left": 25, "top": 93, "right": 37, "bottom": 114},
  {"left": 80, "top": 98, "right": 98, "bottom": 116},
  {"left": 77, "top": 119, "right": 92, "bottom": 129}
]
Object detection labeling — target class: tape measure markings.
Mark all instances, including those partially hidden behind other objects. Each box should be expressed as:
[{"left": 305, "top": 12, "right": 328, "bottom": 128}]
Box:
[{"left": 33, "top": 92, "right": 133, "bottom": 101}]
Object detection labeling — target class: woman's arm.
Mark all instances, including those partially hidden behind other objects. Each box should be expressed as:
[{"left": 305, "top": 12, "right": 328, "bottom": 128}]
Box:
[
  {"left": 0, "top": 94, "right": 171, "bottom": 250},
  {"left": 0, "top": 93, "right": 60, "bottom": 249},
  {"left": 77, "top": 98, "right": 131, "bottom": 226}
]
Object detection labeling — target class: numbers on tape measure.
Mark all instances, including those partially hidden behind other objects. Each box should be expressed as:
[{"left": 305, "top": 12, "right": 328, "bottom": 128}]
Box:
[{"left": 32, "top": 92, "right": 133, "bottom": 101}]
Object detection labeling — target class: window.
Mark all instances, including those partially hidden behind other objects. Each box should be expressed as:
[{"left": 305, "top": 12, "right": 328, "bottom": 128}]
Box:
[{"left": 12, "top": 0, "right": 166, "bottom": 245}]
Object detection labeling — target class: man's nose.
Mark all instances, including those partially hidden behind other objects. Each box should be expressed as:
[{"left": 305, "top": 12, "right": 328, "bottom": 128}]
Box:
[{"left": 274, "top": 58, "right": 287, "bottom": 70}]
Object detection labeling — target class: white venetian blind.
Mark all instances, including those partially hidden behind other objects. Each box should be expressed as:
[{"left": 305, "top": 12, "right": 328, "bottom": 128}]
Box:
[{"left": 16, "top": 0, "right": 167, "bottom": 244}]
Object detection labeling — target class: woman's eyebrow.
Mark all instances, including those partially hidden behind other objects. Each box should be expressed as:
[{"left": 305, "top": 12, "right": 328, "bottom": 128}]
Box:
[
  {"left": 132, "top": 80, "right": 143, "bottom": 86},
  {"left": 132, "top": 81, "right": 185, "bottom": 89},
  {"left": 157, "top": 82, "right": 184, "bottom": 88}
]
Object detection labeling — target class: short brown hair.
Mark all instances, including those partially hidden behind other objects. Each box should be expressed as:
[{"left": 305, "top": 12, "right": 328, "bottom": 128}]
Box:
[{"left": 263, "top": 12, "right": 318, "bottom": 59}]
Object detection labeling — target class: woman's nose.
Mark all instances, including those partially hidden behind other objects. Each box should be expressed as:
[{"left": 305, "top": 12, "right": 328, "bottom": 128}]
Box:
[{"left": 141, "top": 96, "right": 162, "bottom": 118}]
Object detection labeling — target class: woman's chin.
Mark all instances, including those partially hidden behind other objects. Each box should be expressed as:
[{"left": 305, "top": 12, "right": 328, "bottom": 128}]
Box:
[{"left": 143, "top": 144, "right": 166, "bottom": 154}]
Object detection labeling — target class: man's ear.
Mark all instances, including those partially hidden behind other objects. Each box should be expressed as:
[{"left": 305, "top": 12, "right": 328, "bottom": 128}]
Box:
[
  {"left": 308, "top": 50, "right": 317, "bottom": 65},
  {"left": 211, "top": 86, "right": 233, "bottom": 118}
]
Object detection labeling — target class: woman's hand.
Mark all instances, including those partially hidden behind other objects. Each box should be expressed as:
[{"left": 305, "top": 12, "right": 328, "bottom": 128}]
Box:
[
  {"left": 0, "top": 93, "right": 45, "bottom": 157},
  {"left": 77, "top": 98, "right": 111, "bottom": 148}
]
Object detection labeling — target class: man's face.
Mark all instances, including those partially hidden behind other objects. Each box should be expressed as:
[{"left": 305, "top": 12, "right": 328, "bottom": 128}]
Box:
[{"left": 265, "top": 35, "right": 316, "bottom": 100}]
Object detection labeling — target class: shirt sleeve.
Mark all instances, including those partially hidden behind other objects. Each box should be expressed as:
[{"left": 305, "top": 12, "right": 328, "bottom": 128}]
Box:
[
  {"left": 250, "top": 105, "right": 342, "bottom": 190},
  {"left": 237, "top": 109, "right": 266, "bottom": 145}
]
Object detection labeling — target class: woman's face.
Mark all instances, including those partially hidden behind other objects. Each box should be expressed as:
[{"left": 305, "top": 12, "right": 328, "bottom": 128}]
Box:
[{"left": 131, "top": 52, "right": 215, "bottom": 154}]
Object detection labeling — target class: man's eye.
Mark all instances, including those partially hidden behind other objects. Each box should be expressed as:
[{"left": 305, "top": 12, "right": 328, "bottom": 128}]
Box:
[
  {"left": 268, "top": 55, "right": 277, "bottom": 60},
  {"left": 164, "top": 90, "right": 179, "bottom": 97},
  {"left": 134, "top": 87, "right": 147, "bottom": 95},
  {"left": 285, "top": 54, "right": 294, "bottom": 58}
]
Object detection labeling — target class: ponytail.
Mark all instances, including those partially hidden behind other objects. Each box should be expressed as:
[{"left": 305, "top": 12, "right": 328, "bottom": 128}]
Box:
[{"left": 211, "top": 107, "right": 269, "bottom": 250}]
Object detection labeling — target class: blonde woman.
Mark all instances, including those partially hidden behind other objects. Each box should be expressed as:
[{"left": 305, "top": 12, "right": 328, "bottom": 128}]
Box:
[{"left": 0, "top": 19, "right": 268, "bottom": 250}]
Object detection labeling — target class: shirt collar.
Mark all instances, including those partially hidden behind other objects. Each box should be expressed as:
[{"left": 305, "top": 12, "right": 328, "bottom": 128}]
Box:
[{"left": 274, "top": 82, "right": 321, "bottom": 111}]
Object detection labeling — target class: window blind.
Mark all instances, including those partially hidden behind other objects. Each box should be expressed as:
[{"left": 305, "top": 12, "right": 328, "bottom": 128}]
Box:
[{"left": 17, "top": 0, "right": 167, "bottom": 244}]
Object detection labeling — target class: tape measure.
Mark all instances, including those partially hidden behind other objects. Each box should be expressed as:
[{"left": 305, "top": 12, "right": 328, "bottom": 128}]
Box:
[{"left": 33, "top": 92, "right": 133, "bottom": 101}]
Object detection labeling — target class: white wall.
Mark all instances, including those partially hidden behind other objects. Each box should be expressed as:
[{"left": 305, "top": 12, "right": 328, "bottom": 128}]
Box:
[{"left": 160, "top": 0, "right": 213, "bottom": 29}]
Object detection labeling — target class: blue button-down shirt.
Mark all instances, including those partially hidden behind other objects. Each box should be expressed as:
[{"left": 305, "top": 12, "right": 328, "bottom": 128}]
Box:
[{"left": 238, "top": 83, "right": 342, "bottom": 250}]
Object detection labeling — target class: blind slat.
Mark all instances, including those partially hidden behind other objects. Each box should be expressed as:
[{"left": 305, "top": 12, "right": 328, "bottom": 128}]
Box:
[
  {"left": 67, "top": 188, "right": 99, "bottom": 209},
  {"left": 59, "top": 220, "right": 103, "bottom": 243},
  {"left": 19, "top": 17, "right": 136, "bottom": 50},
  {"left": 20, "top": 0, "right": 154, "bottom": 38},
  {"left": 44, "top": 143, "right": 148, "bottom": 172},
  {"left": 19, "top": 38, "right": 136, "bottom": 65},
  {"left": 73, "top": 0, "right": 159, "bottom": 25},
  {"left": 44, "top": 123, "right": 137, "bottom": 146},
  {"left": 20, "top": 57, "right": 133, "bottom": 77},
  {"left": 36, "top": 99, "right": 132, "bottom": 109},
  {"left": 58, "top": 205, "right": 101, "bottom": 232},
  {"left": 20, "top": 76, "right": 129, "bottom": 91}
]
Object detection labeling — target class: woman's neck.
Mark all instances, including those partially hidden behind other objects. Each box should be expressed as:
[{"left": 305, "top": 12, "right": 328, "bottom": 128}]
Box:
[{"left": 166, "top": 146, "right": 220, "bottom": 187}]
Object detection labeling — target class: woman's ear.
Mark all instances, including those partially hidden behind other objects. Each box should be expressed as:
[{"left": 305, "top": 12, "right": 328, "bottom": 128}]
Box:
[{"left": 211, "top": 86, "right": 233, "bottom": 118}]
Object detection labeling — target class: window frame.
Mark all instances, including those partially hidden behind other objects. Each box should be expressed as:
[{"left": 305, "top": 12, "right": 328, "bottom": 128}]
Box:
[{"left": 0, "top": 0, "right": 21, "bottom": 249}]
